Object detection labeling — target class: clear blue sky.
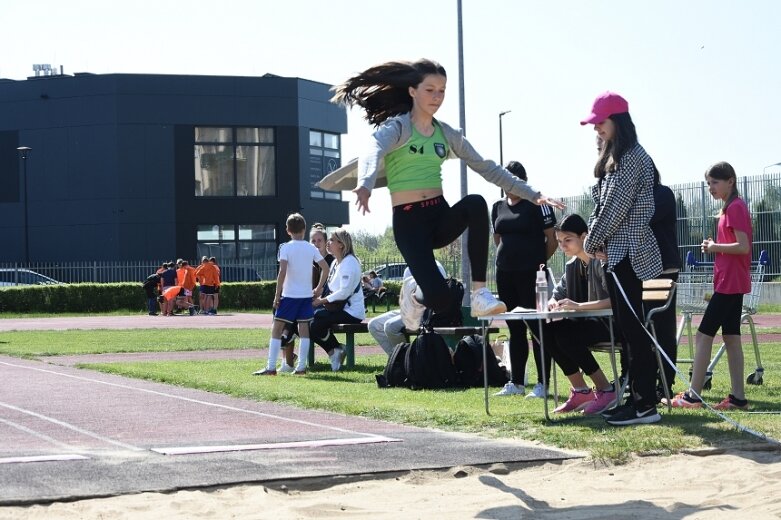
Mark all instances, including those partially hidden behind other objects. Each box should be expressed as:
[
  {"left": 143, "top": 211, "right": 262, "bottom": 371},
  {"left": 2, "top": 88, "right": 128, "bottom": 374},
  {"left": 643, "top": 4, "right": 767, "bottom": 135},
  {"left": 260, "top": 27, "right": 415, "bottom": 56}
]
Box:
[{"left": 2, "top": 0, "right": 780, "bottom": 234}]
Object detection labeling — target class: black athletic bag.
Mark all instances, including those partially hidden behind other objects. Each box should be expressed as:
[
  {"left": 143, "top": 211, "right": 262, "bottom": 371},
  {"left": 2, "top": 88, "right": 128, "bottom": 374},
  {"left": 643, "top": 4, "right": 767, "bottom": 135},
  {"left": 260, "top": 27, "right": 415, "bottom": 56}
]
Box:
[
  {"left": 453, "top": 334, "right": 509, "bottom": 388},
  {"left": 375, "top": 341, "right": 411, "bottom": 388},
  {"left": 404, "top": 327, "right": 460, "bottom": 390}
]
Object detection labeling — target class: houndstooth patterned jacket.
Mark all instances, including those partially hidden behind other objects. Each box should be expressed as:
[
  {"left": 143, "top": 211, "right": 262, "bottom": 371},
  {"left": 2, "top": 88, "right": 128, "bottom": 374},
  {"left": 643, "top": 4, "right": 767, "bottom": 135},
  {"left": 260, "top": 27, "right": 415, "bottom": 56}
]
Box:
[{"left": 584, "top": 143, "right": 662, "bottom": 281}]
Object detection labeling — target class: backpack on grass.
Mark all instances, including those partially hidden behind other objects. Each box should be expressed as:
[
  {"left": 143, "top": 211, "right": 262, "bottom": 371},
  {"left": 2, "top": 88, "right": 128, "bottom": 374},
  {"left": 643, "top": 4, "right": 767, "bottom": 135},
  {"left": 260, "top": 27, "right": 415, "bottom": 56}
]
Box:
[
  {"left": 376, "top": 341, "right": 411, "bottom": 388},
  {"left": 405, "top": 327, "right": 459, "bottom": 390},
  {"left": 376, "top": 328, "right": 459, "bottom": 390},
  {"left": 453, "top": 334, "right": 509, "bottom": 388}
]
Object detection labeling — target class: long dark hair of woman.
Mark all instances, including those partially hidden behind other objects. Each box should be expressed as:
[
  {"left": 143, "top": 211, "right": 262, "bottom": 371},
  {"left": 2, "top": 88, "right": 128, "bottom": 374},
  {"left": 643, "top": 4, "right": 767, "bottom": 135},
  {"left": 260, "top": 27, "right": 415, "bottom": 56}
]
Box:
[
  {"left": 593, "top": 112, "right": 638, "bottom": 178},
  {"left": 330, "top": 59, "right": 447, "bottom": 126}
]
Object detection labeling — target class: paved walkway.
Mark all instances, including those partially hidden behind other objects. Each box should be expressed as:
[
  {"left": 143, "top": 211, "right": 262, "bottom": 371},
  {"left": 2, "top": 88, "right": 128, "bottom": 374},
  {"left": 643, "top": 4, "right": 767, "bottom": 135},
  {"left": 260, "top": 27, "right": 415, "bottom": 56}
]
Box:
[{"left": 0, "top": 312, "right": 272, "bottom": 331}]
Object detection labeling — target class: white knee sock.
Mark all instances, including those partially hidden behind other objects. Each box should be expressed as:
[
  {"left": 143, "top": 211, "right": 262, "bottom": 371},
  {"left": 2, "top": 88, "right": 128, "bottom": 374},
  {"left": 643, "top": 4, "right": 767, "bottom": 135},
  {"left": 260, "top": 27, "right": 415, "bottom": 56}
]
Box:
[
  {"left": 297, "top": 338, "right": 310, "bottom": 371},
  {"left": 267, "top": 338, "right": 282, "bottom": 369}
]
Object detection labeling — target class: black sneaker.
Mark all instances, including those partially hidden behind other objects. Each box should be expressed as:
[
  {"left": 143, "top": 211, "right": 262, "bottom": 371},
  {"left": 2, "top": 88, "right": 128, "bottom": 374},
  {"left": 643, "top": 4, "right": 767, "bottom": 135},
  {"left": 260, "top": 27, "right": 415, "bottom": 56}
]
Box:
[
  {"left": 600, "top": 402, "right": 633, "bottom": 419},
  {"left": 605, "top": 405, "right": 661, "bottom": 426}
]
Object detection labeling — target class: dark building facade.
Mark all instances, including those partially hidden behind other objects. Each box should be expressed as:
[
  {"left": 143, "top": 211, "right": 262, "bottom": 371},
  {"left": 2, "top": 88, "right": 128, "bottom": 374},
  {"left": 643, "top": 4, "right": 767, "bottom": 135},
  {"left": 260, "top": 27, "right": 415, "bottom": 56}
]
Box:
[{"left": 0, "top": 72, "right": 348, "bottom": 265}]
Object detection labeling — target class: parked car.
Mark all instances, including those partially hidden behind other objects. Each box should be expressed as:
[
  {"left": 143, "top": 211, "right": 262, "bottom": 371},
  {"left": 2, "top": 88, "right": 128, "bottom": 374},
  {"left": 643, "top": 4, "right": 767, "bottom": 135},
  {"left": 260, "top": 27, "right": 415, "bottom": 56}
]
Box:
[
  {"left": 371, "top": 263, "right": 408, "bottom": 281},
  {"left": 0, "top": 269, "right": 61, "bottom": 287}
]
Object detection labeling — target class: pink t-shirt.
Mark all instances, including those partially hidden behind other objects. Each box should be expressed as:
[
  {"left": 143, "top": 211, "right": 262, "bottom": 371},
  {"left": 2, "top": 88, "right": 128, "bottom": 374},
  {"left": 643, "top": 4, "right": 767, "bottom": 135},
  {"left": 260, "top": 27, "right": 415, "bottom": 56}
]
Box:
[{"left": 713, "top": 198, "right": 752, "bottom": 294}]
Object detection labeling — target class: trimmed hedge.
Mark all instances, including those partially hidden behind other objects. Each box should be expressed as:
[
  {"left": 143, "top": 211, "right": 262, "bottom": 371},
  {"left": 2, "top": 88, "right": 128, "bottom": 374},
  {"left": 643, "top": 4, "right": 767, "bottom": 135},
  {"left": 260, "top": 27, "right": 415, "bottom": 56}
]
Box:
[
  {"left": 0, "top": 280, "right": 402, "bottom": 313},
  {"left": 0, "top": 282, "right": 278, "bottom": 313}
]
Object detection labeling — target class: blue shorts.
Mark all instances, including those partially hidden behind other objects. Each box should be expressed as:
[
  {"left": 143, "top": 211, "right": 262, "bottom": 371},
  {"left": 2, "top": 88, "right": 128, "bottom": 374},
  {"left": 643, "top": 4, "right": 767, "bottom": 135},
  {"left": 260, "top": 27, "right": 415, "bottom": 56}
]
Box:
[
  {"left": 274, "top": 296, "right": 315, "bottom": 323},
  {"left": 200, "top": 285, "right": 216, "bottom": 295}
]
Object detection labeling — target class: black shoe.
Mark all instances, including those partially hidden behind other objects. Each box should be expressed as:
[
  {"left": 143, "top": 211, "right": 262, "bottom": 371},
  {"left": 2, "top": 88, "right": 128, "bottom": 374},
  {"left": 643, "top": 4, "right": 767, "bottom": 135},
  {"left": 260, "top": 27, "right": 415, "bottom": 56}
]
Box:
[
  {"left": 605, "top": 405, "right": 661, "bottom": 426},
  {"left": 600, "top": 402, "right": 633, "bottom": 419},
  {"left": 148, "top": 312, "right": 159, "bottom": 316},
  {"left": 281, "top": 333, "right": 299, "bottom": 347}
]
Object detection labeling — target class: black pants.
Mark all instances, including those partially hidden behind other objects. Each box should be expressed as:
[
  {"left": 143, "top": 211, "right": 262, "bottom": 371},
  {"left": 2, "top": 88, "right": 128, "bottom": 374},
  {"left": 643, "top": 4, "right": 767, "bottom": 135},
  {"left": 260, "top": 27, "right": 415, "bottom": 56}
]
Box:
[
  {"left": 310, "top": 308, "right": 361, "bottom": 353},
  {"left": 393, "top": 194, "right": 488, "bottom": 313},
  {"left": 143, "top": 287, "right": 158, "bottom": 314},
  {"left": 496, "top": 268, "right": 551, "bottom": 385},
  {"left": 605, "top": 257, "right": 657, "bottom": 410},
  {"left": 542, "top": 319, "right": 610, "bottom": 377},
  {"left": 646, "top": 271, "right": 678, "bottom": 393}
]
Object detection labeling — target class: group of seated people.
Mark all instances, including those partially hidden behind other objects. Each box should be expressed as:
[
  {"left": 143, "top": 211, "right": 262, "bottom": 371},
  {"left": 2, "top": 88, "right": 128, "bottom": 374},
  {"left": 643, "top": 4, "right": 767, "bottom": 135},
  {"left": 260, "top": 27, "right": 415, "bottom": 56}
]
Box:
[
  {"left": 256, "top": 216, "right": 673, "bottom": 420},
  {"left": 362, "top": 271, "right": 383, "bottom": 296}
]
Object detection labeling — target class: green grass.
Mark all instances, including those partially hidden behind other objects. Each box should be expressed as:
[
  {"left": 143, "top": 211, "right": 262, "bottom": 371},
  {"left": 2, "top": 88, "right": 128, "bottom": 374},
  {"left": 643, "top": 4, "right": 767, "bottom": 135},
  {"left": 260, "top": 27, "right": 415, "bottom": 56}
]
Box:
[
  {"left": 81, "top": 352, "right": 781, "bottom": 462},
  {"left": 0, "top": 329, "right": 267, "bottom": 358},
  {"left": 2, "top": 317, "right": 780, "bottom": 463}
]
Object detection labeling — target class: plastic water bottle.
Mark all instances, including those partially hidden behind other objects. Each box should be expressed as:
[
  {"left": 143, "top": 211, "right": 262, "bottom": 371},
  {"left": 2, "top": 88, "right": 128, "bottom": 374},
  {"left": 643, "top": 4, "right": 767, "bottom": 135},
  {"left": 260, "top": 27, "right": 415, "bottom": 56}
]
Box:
[{"left": 535, "top": 267, "right": 548, "bottom": 312}]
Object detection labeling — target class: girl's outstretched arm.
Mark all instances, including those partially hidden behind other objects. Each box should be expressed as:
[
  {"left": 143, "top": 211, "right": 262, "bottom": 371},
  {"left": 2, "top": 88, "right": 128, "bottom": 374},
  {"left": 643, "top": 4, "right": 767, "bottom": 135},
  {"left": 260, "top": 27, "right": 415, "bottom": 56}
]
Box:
[{"left": 353, "top": 186, "right": 371, "bottom": 215}]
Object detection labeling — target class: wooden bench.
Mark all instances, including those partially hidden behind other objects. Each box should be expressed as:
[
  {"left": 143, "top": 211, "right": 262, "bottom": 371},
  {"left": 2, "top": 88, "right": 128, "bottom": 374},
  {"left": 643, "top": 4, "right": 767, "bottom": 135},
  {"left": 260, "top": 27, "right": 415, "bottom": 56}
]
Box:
[
  {"left": 404, "top": 326, "right": 500, "bottom": 349},
  {"left": 308, "top": 322, "right": 501, "bottom": 370},
  {"left": 364, "top": 289, "right": 395, "bottom": 313}
]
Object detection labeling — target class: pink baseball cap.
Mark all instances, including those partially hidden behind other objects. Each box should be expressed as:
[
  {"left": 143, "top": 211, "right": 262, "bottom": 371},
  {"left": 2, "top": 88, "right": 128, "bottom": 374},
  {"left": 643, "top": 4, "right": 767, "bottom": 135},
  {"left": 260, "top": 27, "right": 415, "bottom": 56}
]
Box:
[{"left": 580, "top": 91, "right": 629, "bottom": 125}]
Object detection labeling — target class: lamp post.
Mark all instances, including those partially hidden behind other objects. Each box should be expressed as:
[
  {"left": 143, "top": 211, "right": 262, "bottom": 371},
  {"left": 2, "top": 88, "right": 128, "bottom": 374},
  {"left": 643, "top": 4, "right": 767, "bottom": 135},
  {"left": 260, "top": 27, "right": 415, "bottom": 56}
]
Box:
[
  {"left": 498, "top": 110, "right": 511, "bottom": 167},
  {"left": 457, "top": 0, "right": 470, "bottom": 300},
  {"left": 17, "top": 146, "right": 31, "bottom": 264},
  {"left": 763, "top": 162, "right": 781, "bottom": 175},
  {"left": 499, "top": 110, "right": 511, "bottom": 197}
]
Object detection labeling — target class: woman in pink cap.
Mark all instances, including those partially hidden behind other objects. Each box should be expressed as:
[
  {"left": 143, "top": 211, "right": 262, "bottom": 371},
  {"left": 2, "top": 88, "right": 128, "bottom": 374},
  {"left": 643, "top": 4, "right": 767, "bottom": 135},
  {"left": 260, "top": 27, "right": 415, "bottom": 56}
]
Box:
[{"left": 580, "top": 91, "right": 663, "bottom": 426}]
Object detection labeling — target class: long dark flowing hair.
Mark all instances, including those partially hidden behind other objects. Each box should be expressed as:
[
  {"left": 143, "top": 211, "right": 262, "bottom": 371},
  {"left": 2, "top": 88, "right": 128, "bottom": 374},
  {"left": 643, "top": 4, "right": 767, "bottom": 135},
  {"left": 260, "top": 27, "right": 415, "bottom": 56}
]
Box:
[
  {"left": 593, "top": 112, "right": 638, "bottom": 178},
  {"left": 330, "top": 59, "right": 447, "bottom": 126}
]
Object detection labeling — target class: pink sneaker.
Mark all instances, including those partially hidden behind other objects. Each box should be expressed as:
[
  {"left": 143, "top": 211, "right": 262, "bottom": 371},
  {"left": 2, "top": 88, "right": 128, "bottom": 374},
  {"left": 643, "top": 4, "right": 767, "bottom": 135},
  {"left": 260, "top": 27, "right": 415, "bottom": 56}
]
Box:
[
  {"left": 664, "top": 391, "right": 703, "bottom": 409},
  {"left": 713, "top": 394, "right": 749, "bottom": 410},
  {"left": 583, "top": 388, "right": 617, "bottom": 415},
  {"left": 553, "top": 388, "right": 593, "bottom": 413}
]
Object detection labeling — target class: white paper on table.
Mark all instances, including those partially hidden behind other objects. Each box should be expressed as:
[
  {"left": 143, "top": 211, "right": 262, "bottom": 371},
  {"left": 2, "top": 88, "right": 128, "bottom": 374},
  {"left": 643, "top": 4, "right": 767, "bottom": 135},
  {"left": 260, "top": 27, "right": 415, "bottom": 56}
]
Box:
[{"left": 510, "top": 306, "right": 538, "bottom": 313}]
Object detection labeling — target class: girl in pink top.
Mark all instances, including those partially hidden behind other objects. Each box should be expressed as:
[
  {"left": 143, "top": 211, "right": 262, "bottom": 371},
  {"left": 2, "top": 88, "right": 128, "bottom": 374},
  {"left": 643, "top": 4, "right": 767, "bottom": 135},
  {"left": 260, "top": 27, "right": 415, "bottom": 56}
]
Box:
[{"left": 668, "top": 162, "right": 753, "bottom": 410}]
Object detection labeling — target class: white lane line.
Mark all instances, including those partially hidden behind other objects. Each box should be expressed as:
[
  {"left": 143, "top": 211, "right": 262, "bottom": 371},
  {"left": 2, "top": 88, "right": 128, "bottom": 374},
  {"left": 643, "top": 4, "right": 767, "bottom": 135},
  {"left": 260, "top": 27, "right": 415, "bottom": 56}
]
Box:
[
  {"left": 152, "top": 435, "right": 402, "bottom": 455},
  {"left": 0, "top": 454, "right": 89, "bottom": 464},
  {"left": 0, "top": 417, "right": 84, "bottom": 451},
  {"left": 0, "top": 402, "right": 143, "bottom": 452},
  {"left": 0, "top": 361, "right": 391, "bottom": 440}
]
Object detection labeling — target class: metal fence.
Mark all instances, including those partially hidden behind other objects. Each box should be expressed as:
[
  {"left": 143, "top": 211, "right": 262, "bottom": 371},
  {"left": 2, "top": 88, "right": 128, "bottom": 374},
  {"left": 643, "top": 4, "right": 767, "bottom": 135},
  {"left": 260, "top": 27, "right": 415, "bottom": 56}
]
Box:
[
  {"left": 555, "top": 172, "right": 781, "bottom": 281},
  {"left": 0, "top": 259, "right": 270, "bottom": 285},
  {"left": 2, "top": 173, "right": 780, "bottom": 286}
]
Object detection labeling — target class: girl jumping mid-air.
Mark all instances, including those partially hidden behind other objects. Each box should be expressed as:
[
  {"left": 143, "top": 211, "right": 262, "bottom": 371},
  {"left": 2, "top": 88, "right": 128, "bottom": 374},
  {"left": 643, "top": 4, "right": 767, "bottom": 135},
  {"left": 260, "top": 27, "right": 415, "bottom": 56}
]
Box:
[{"left": 330, "top": 59, "right": 563, "bottom": 327}]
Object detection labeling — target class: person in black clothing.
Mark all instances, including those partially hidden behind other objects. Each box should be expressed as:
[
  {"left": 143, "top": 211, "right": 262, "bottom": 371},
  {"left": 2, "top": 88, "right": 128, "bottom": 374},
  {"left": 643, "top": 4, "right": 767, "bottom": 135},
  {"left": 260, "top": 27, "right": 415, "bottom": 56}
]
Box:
[
  {"left": 142, "top": 272, "right": 162, "bottom": 316},
  {"left": 648, "top": 164, "right": 682, "bottom": 401},
  {"left": 491, "top": 161, "right": 557, "bottom": 397}
]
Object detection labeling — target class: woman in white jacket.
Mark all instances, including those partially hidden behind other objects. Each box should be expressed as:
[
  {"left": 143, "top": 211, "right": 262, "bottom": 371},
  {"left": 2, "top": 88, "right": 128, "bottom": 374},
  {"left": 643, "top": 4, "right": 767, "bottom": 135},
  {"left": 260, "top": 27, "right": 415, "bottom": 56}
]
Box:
[{"left": 310, "top": 228, "right": 365, "bottom": 371}]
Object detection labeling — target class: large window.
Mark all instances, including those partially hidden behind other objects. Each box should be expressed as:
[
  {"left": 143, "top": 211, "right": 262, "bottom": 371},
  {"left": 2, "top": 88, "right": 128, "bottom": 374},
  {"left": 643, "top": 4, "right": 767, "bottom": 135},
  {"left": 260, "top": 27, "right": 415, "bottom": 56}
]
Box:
[
  {"left": 197, "top": 224, "right": 277, "bottom": 265},
  {"left": 194, "top": 127, "right": 275, "bottom": 197},
  {"left": 309, "top": 130, "right": 341, "bottom": 200}
]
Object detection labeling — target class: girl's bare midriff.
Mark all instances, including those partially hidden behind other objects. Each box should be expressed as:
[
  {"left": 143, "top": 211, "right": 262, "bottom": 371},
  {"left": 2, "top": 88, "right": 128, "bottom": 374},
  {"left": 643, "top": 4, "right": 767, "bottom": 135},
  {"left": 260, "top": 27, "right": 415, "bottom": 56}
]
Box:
[{"left": 390, "top": 188, "right": 444, "bottom": 207}]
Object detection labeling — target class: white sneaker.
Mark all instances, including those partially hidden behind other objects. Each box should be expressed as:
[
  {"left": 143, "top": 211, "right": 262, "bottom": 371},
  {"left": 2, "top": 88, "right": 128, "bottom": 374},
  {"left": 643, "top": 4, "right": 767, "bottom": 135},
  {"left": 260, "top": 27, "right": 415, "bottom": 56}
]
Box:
[
  {"left": 400, "top": 276, "right": 426, "bottom": 330},
  {"left": 470, "top": 287, "right": 507, "bottom": 317},
  {"left": 494, "top": 382, "right": 524, "bottom": 396},
  {"left": 278, "top": 362, "right": 295, "bottom": 374},
  {"left": 525, "top": 382, "right": 546, "bottom": 399},
  {"left": 329, "top": 346, "right": 344, "bottom": 372}
]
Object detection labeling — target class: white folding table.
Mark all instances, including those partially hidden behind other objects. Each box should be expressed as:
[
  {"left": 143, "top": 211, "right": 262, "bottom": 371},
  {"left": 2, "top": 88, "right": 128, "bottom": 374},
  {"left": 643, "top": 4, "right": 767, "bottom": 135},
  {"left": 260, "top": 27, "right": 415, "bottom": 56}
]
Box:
[{"left": 478, "top": 308, "right": 616, "bottom": 419}]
